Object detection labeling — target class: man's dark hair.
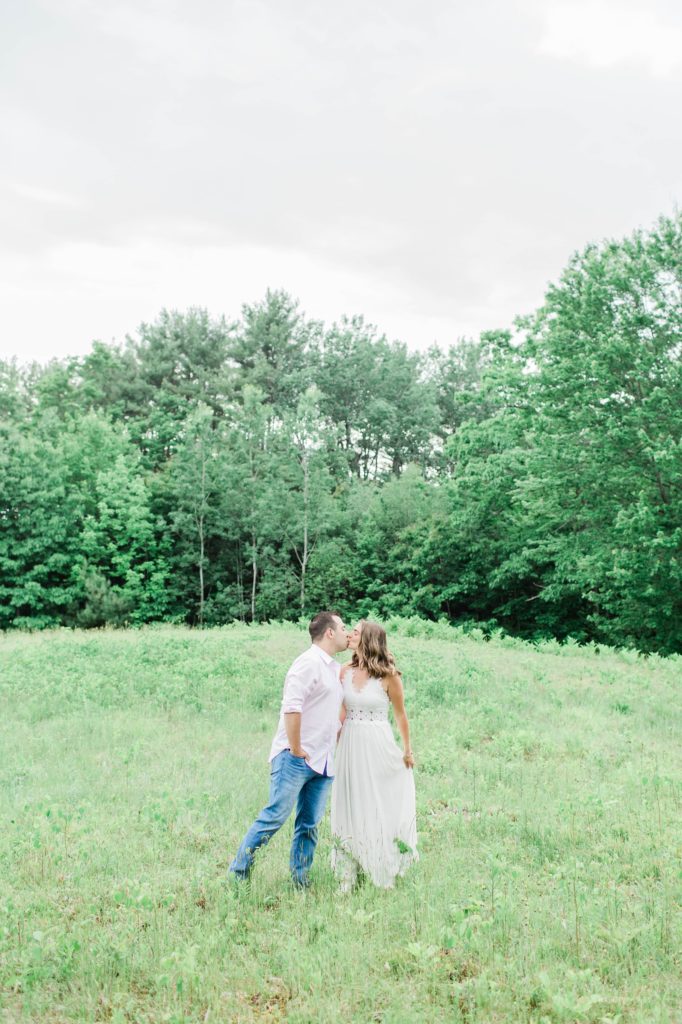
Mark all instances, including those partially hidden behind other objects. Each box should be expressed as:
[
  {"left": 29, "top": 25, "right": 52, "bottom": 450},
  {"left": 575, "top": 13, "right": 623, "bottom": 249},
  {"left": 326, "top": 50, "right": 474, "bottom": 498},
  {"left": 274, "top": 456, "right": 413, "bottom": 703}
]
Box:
[{"left": 309, "top": 610, "right": 341, "bottom": 642}]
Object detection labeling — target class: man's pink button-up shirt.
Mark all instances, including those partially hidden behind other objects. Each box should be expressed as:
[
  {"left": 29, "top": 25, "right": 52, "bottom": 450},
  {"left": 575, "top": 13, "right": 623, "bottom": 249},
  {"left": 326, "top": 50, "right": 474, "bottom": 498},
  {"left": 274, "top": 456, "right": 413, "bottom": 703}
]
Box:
[{"left": 269, "top": 644, "right": 343, "bottom": 776}]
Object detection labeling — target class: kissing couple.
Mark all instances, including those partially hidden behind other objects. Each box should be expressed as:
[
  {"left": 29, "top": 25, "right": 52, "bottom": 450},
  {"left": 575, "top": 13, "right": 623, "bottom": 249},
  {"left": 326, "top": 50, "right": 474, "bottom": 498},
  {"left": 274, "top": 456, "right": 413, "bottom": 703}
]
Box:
[{"left": 228, "top": 611, "right": 418, "bottom": 891}]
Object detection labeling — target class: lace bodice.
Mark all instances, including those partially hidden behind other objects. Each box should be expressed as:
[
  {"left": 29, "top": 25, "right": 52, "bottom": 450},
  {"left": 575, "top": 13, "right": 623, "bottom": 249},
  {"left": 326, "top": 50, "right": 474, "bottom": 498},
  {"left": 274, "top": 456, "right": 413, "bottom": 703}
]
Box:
[{"left": 341, "top": 668, "right": 390, "bottom": 722}]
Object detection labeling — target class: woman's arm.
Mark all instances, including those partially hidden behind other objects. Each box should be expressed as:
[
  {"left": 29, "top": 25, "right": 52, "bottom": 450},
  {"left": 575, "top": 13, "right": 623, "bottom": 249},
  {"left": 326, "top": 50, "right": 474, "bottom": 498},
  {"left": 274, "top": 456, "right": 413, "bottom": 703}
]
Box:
[
  {"left": 386, "top": 674, "right": 414, "bottom": 768},
  {"left": 337, "top": 666, "right": 348, "bottom": 738},
  {"left": 337, "top": 702, "right": 347, "bottom": 740}
]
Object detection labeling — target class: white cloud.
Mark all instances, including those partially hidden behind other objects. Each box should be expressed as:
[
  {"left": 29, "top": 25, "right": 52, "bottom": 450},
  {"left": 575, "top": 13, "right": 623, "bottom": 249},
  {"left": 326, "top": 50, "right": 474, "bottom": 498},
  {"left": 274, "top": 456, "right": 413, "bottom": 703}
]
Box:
[
  {"left": 11, "top": 182, "right": 86, "bottom": 208},
  {"left": 537, "top": 1, "right": 682, "bottom": 79},
  {"left": 0, "top": 235, "right": 507, "bottom": 363},
  {"left": 92, "top": 2, "right": 310, "bottom": 86},
  {"left": 1, "top": 0, "right": 680, "bottom": 363}
]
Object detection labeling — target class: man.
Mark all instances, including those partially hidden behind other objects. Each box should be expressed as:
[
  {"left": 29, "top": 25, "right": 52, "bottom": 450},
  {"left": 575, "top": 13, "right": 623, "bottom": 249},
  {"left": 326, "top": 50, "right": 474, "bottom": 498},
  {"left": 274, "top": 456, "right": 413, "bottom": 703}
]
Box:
[{"left": 228, "top": 610, "right": 348, "bottom": 887}]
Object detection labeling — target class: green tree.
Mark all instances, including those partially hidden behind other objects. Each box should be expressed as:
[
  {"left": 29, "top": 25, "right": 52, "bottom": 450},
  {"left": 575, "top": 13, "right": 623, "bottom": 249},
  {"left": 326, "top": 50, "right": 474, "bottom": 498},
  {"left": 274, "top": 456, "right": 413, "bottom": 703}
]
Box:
[
  {"left": 228, "top": 387, "right": 282, "bottom": 621},
  {"left": 316, "top": 317, "right": 440, "bottom": 478},
  {"left": 425, "top": 332, "right": 505, "bottom": 471},
  {"left": 0, "top": 359, "right": 31, "bottom": 424},
  {"left": 127, "top": 307, "right": 236, "bottom": 466},
  {"left": 78, "top": 454, "right": 169, "bottom": 626},
  {"left": 349, "top": 467, "right": 438, "bottom": 617},
  {"left": 275, "top": 388, "right": 337, "bottom": 615},
  {"left": 164, "top": 404, "right": 232, "bottom": 626},
  {"left": 228, "top": 290, "right": 317, "bottom": 415},
  {"left": 0, "top": 412, "right": 133, "bottom": 628},
  {"left": 31, "top": 358, "right": 83, "bottom": 421},
  {"left": 515, "top": 213, "right": 682, "bottom": 651},
  {"left": 378, "top": 342, "right": 441, "bottom": 476},
  {"left": 76, "top": 340, "right": 147, "bottom": 423}
]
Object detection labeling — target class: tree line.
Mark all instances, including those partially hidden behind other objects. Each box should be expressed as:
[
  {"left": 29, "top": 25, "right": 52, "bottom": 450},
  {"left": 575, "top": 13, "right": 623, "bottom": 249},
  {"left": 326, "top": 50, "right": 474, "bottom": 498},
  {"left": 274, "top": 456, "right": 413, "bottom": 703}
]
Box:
[{"left": 1, "top": 213, "right": 680, "bottom": 653}]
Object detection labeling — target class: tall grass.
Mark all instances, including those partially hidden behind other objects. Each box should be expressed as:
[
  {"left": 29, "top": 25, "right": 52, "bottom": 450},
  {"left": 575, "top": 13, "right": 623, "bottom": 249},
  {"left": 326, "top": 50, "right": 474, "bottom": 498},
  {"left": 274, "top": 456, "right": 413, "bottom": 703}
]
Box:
[{"left": 1, "top": 624, "right": 680, "bottom": 1022}]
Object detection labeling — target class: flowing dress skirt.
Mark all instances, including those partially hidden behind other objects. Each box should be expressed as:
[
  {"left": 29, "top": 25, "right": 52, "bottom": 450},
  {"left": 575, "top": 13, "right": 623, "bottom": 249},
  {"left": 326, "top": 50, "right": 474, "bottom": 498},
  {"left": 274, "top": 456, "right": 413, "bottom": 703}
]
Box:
[{"left": 331, "top": 719, "right": 418, "bottom": 888}]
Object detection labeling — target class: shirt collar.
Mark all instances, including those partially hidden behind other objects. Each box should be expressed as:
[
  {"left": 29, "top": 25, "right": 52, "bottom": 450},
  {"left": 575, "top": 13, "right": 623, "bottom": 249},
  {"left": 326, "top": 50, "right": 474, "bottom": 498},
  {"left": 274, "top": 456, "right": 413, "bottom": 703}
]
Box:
[{"left": 311, "top": 643, "right": 335, "bottom": 665}]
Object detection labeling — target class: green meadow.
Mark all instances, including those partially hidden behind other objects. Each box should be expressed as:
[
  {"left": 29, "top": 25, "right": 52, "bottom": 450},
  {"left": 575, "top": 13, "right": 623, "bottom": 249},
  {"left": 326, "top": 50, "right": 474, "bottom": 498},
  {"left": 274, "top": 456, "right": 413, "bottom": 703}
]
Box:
[{"left": 1, "top": 622, "right": 681, "bottom": 1023}]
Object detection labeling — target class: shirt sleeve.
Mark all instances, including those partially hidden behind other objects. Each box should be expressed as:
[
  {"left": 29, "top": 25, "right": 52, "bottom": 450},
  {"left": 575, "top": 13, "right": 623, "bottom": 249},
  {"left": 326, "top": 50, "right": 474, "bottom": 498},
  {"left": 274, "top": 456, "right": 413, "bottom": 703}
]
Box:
[{"left": 281, "top": 660, "right": 318, "bottom": 713}]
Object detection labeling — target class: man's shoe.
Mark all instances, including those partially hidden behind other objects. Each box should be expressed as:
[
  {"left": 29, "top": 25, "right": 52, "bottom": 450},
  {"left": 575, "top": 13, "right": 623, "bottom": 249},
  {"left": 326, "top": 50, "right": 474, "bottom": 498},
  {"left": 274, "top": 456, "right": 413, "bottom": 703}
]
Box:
[
  {"left": 291, "top": 876, "right": 311, "bottom": 891},
  {"left": 227, "top": 870, "right": 251, "bottom": 895}
]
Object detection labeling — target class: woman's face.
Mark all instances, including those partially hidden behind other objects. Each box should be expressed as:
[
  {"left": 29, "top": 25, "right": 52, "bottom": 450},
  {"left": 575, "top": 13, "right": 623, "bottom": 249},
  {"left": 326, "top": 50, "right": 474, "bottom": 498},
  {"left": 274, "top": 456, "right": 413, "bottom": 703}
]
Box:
[{"left": 347, "top": 622, "right": 363, "bottom": 652}]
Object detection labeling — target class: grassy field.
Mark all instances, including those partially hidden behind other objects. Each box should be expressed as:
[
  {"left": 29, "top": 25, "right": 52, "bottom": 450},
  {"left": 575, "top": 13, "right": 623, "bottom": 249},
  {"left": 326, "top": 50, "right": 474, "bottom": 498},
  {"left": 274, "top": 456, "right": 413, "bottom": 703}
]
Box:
[{"left": 1, "top": 621, "right": 681, "bottom": 1023}]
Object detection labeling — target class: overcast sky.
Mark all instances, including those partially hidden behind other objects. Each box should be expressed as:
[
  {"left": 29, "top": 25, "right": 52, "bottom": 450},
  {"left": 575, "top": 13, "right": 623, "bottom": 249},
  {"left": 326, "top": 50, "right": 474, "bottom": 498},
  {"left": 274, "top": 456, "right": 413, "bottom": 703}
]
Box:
[{"left": 2, "top": 0, "right": 681, "bottom": 364}]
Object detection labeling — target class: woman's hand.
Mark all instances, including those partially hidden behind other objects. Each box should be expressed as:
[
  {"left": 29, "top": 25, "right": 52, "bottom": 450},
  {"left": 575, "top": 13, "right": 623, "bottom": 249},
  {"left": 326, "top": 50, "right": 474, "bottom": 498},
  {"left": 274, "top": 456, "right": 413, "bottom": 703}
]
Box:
[{"left": 387, "top": 674, "right": 414, "bottom": 769}]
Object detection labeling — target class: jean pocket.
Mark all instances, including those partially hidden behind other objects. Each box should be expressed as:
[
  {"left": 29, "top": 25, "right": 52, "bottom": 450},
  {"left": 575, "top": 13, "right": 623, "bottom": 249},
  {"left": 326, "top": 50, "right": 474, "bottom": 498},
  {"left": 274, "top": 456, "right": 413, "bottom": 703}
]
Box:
[
  {"left": 286, "top": 750, "right": 308, "bottom": 764},
  {"left": 270, "top": 750, "right": 288, "bottom": 774}
]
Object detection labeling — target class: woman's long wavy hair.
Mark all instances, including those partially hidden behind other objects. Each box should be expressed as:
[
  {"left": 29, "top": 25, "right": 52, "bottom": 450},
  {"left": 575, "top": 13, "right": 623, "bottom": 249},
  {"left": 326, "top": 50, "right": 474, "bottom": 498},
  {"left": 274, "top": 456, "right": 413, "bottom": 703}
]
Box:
[{"left": 350, "top": 620, "right": 400, "bottom": 679}]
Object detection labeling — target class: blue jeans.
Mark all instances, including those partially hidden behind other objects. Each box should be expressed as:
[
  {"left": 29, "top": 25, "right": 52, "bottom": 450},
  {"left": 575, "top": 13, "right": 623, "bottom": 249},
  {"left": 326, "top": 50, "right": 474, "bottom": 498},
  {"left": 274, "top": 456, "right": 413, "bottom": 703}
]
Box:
[{"left": 229, "top": 750, "right": 333, "bottom": 886}]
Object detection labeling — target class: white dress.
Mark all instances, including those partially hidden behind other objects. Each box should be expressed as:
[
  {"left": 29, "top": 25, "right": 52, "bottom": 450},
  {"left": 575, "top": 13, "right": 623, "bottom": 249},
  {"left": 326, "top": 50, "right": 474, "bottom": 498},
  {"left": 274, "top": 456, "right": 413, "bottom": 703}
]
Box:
[{"left": 331, "top": 668, "right": 418, "bottom": 889}]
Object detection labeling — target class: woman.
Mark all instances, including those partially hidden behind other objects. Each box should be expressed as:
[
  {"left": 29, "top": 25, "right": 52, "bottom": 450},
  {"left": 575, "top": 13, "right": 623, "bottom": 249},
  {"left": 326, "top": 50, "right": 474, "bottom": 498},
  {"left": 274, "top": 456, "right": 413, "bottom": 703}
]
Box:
[{"left": 331, "top": 620, "right": 418, "bottom": 890}]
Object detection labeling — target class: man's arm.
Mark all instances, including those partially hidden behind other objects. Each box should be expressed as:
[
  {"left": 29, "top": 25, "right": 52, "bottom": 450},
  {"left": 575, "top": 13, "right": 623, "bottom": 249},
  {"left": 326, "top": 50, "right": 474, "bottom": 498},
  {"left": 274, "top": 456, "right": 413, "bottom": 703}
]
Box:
[
  {"left": 281, "top": 659, "right": 316, "bottom": 759},
  {"left": 284, "top": 712, "right": 309, "bottom": 759}
]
